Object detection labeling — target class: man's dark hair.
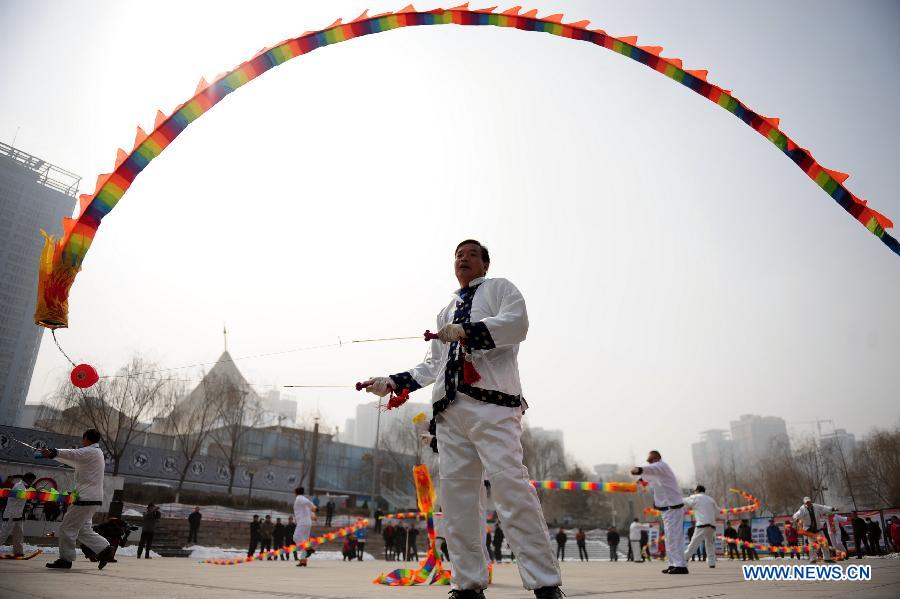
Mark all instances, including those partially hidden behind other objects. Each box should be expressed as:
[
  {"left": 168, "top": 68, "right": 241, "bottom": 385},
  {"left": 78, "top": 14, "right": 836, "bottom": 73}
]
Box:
[
  {"left": 695, "top": 484, "right": 705, "bottom": 493},
  {"left": 455, "top": 239, "right": 490, "bottom": 265},
  {"left": 82, "top": 429, "right": 101, "bottom": 444},
  {"left": 649, "top": 450, "right": 662, "bottom": 459},
  {"left": 22, "top": 472, "right": 36, "bottom": 483},
  {"left": 295, "top": 486, "right": 305, "bottom": 495}
]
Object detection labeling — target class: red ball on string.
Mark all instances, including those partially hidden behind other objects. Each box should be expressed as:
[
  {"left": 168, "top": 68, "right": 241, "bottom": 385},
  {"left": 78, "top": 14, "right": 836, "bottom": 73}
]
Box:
[{"left": 70, "top": 364, "right": 99, "bottom": 388}]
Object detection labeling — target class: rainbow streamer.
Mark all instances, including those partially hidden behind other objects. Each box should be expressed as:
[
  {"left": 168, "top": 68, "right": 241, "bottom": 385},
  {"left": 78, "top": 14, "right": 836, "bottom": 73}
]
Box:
[
  {"left": 531, "top": 480, "right": 644, "bottom": 492},
  {"left": 718, "top": 529, "right": 847, "bottom": 561},
  {"left": 644, "top": 488, "right": 759, "bottom": 518},
  {"left": 36, "top": 5, "right": 898, "bottom": 329},
  {"left": 201, "top": 518, "right": 368, "bottom": 565},
  {"left": 0, "top": 487, "right": 77, "bottom": 505}
]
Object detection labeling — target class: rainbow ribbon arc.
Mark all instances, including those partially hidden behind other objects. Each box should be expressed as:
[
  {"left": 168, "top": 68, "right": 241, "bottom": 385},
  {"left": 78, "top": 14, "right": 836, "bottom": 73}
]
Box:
[
  {"left": 35, "top": 5, "right": 898, "bottom": 330},
  {"left": 0, "top": 487, "right": 77, "bottom": 505}
]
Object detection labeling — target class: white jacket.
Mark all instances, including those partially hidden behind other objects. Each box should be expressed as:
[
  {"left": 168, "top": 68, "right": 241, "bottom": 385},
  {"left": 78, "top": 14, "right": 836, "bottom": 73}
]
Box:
[
  {"left": 792, "top": 503, "right": 835, "bottom": 532},
  {"left": 629, "top": 521, "right": 650, "bottom": 541},
  {"left": 54, "top": 443, "right": 105, "bottom": 502},
  {"left": 1, "top": 480, "right": 28, "bottom": 519},
  {"left": 683, "top": 493, "right": 720, "bottom": 527},
  {"left": 398, "top": 277, "right": 529, "bottom": 405},
  {"left": 639, "top": 460, "right": 682, "bottom": 508}
]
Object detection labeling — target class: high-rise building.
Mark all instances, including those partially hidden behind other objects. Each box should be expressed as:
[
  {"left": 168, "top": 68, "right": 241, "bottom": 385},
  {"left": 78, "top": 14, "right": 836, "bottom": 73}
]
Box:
[
  {"left": 0, "top": 142, "right": 78, "bottom": 426},
  {"left": 691, "top": 428, "right": 734, "bottom": 483},
  {"left": 343, "top": 400, "right": 431, "bottom": 448},
  {"left": 729, "top": 414, "right": 790, "bottom": 469}
]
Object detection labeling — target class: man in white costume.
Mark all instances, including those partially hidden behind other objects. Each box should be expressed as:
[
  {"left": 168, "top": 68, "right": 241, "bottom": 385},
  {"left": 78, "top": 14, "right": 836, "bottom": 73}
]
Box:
[
  {"left": 292, "top": 486, "right": 317, "bottom": 567},
  {"left": 826, "top": 512, "right": 850, "bottom": 555},
  {"left": 682, "top": 485, "right": 720, "bottom": 568},
  {"left": 361, "top": 240, "right": 562, "bottom": 599},
  {"left": 0, "top": 472, "right": 36, "bottom": 556},
  {"left": 628, "top": 518, "right": 650, "bottom": 563},
  {"left": 40, "top": 429, "right": 113, "bottom": 569},
  {"left": 631, "top": 450, "right": 688, "bottom": 574},
  {"left": 792, "top": 497, "right": 837, "bottom": 562}
]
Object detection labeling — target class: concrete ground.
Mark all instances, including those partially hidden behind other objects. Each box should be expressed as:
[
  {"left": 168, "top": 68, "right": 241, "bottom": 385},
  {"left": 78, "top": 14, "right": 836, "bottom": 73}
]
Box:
[{"left": 2, "top": 555, "right": 898, "bottom": 599}]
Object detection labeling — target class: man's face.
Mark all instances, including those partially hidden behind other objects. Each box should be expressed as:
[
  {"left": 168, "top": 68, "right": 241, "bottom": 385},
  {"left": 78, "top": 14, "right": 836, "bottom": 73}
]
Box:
[
  {"left": 454, "top": 243, "right": 487, "bottom": 283},
  {"left": 81, "top": 436, "right": 91, "bottom": 447},
  {"left": 647, "top": 452, "right": 659, "bottom": 464},
  {"left": 805, "top": 500, "right": 813, "bottom": 508}
]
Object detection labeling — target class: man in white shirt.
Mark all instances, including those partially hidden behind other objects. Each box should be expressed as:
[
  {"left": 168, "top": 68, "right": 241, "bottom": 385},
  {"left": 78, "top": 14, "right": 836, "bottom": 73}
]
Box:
[
  {"left": 631, "top": 450, "right": 688, "bottom": 574},
  {"left": 826, "top": 512, "right": 849, "bottom": 555},
  {"left": 292, "top": 486, "right": 317, "bottom": 567},
  {"left": 0, "top": 472, "right": 36, "bottom": 557},
  {"left": 40, "top": 429, "right": 113, "bottom": 569},
  {"left": 628, "top": 519, "right": 650, "bottom": 563},
  {"left": 361, "top": 240, "right": 562, "bottom": 599},
  {"left": 792, "top": 497, "right": 836, "bottom": 562},
  {"left": 682, "top": 485, "right": 720, "bottom": 568}
]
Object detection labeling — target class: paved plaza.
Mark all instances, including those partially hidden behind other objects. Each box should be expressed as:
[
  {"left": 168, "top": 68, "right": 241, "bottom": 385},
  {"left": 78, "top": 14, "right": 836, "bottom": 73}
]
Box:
[{"left": 2, "top": 556, "right": 898, "bottom": 599}]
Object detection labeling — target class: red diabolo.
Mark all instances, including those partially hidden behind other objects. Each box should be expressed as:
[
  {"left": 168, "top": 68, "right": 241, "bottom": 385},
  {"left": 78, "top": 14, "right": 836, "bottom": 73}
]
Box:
[{"left": 70, "top": 364, "right": 99, "bottom": 388}]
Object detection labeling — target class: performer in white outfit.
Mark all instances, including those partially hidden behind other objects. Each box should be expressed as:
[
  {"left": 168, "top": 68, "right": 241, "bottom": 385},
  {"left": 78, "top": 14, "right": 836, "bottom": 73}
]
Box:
[
  {"left": 628, "top": 519, "right": 650, "bottom": 563},
  {"left": 826, "top": 512, "right": 849, "bottom": 555},
  {"left": 40, "top": 429, "right": 112, "bottom": 569},
  {"left": 0, "top": 472, "right": 36, "bottom": 556},
  {"left": 361, "top": 240, "right": 562, "bottom": 599},
  {"left": 682, "top": 485, "right": 720, "bottom": 568},
  {"left": 292, "top": 486, "right": 317, "bottom": 567},
  {"left": 632, "top": 450, "right": 688, "bottom": 574},
  {"left": 792, "top": 497, "right": 837, "bottom": 562}
]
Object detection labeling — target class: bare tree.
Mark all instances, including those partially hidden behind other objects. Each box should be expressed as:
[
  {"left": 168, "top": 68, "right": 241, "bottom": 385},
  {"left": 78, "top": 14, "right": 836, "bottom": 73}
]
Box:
[
  {"left": 158, "top": 373, "right": 218, "bottom": 503},
  {"left": 48, "top": 356, "right": 166, "bottom": 475},
  {"left": 206, "top": 375, "right": 265, "bottom": 494},
  {"left": 377, "top": 417, "right": 437, "bottom": 497},
  {"left": 852, "top": 427, "right": 900, "bottom": 507}
]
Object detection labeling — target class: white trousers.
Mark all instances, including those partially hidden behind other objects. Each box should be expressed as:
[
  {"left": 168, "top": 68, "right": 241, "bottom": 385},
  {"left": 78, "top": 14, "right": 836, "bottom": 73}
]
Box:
[
  {"left": 437, "top": 394, "right": 560, "bottom": 591},
  {"left": 59, "top": 505, "right": 109, "bottom": 562},
  {"left": 662, "top": 509, "right": 686, "bottom": 568},
  {"left": 293, "top": 522, "right": 312, "bottom": 558},
  {"left": 0, "top": 519, "right": 25, "bottom": 555},
  {"left": 630, "top": 540, "right": 643, "bottom": 561},
  {"left": 684, "top": 525, "right": 716, "bottom": 566}
]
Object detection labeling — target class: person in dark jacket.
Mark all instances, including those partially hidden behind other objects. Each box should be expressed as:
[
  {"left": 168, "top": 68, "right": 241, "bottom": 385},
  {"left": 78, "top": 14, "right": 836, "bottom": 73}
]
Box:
[
  {"left": 407, "top": 525, "right": 419, "bottom": 561},
  {"left": 867, "top": 518, "right": 883, "bottom": 555},
  {"left": 493, "top": 524, "right": 505, "bottom": 563},
  {"left": 852, "top": 514, "right": 870, "bottom": 558},
  {"left": 394, "top": 524, "right": 407, "bottom": 561},
  {"left": 324, "top": 499, "right": 336, "bottom": 527},
  {"left": 136, "top": 503, "right": 161, "bottom": 559},
  {"left": 285, "top": 516, "right": 298, "bottom": 560},
  {"left": 576, "top": 528, "right": 588, "bottom": 561},
  {"left": 260, "top": 515, "right": 274, "bottom": 559},
  {"left": 247, "top": 515, "right": 261, "bottom": 557},
  {"left": 383, "top": 522, "right": 395, "bottom": 560},
  {"left": 766, "top": 520, "right": 784, "bottom": 558},
  {"left": 723, "top": 523, "right": 739, "bottom": 559},
  {"left": 187, "top": 506, "right": 202, "bottom": 544},
  {"left": 273, "top": 517, "right": 286, "bottom": 560},
  {"left": 607, "top": 527, "right": 620, "bottom": 561},
  {"left": 738, "top": 520, "right": 758, "bottom": 560},
  {"left": 486, "top": 529, "right": 494, "bottom": 562},
  {"left": 555, "top": 528, "right": 568, "bottom": 561}
]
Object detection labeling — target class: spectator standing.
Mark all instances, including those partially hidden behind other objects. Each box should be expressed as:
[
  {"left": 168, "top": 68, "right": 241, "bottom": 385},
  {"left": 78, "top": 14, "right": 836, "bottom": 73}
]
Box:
[
  {"left": 187, "top": 506, "right": 202, "bottom": 544},
  {"left": 888, "top": 517, "right": 900, "bottom": 553},
  {"left": 492, "top": 524, "right": 505, "bottom": 563},
  {"left": 723, "top": 523, "right": 739, "bottom": 560},
  {"left": 738, "top": 520, "right": 758, "bottom": 560},
  {"left": 867, "top": 518, "right": 883, "bottom": 556},
  {"left": 285, "top": 516, "right": 298, "bottom": 560},
  {"left": 260, "top": 515, "right": 274, "bottom": 559},
  {"left": 43, "top": 499, "right": 61, "bottom": 522},
  {"left": 784, "top": 522, "right": 800, "bottom": 559},
  {"left": 407, "top": 525, "right": 420, "bottom": 561},
  {"left": 273, "top": 517, "right": 286, "bottom": 560},
  {"left": 325, "top": 498, "right": 335, "bottom": 527},
  {"left": 486, "top": 529, "right": 494, "bottom": 562},
  {"left": 852, "top": 513, "right": 870, "bottom": 558},
  {"left": 247, "top": 515, "right": 261, "bottom": 557},
  {"left": 555, "top": 528, "right": 567, "bottom": 561},
  {"left": 766, "top": 520, "right": 784, "bottom": 557},
  {"left": 356, "top": 525, "right": 367, "bottom": 560},
  {"left": 575, "top": 528, "right": 588, "bottom": 561},
  {"left": 383, "top": 521, "right": 395, "bottom": 561},
  {"left": 374, "top": 508, "right": 384, "bottom": 533},
  {"left": 606, "top": 527, "right": 620, "bottom": 561},
  {"left": 394, "top": 523, "right": 407, "bottom": 561},
  {"left": 137, "top": 503, "right": 161, "bottom": 559}
]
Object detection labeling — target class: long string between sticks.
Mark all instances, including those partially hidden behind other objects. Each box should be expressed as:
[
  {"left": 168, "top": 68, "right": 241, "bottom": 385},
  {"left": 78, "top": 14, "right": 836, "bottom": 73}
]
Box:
[{"left": 51, "top": 330, "right": 76, "bottom": 367}]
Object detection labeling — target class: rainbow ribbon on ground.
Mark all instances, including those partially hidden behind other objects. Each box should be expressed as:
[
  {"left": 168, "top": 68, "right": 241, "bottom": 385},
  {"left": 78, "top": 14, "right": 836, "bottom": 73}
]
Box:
[
  {"left": 36, "top": 5, "right": 898, "bottom": 330},
  {"left": 0, "top": 488, "right": 77, "bottom": 505},
  {"left": 374, "top": 464, "right": 452, "bottom": 586},
  {"left": 644, "top": 488, "right": 759, "bottom": 517},
  {"left": 201, "top": 519, "right": 368, "bottom": 565},
  {"left": 719, "top": 530, "right": 847, "bottom": 561}
]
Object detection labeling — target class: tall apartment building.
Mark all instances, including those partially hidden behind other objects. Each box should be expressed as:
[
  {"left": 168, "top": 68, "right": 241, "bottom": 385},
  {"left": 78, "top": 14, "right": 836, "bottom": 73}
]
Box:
[
  {"left": 0, "top": 142, "right": 78, "bottom": 426},
  {"left": 729, "top": 414, "right": 790, "bottom": 469},
  {"left": 691, "top": 428, "right": 734, "bottom": 483}
]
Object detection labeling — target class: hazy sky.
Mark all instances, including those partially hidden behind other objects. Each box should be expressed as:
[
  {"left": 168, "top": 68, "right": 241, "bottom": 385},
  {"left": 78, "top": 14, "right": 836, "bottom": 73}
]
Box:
[{"left": 3, "top": 0, "right": 899, "bottom": 479}]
